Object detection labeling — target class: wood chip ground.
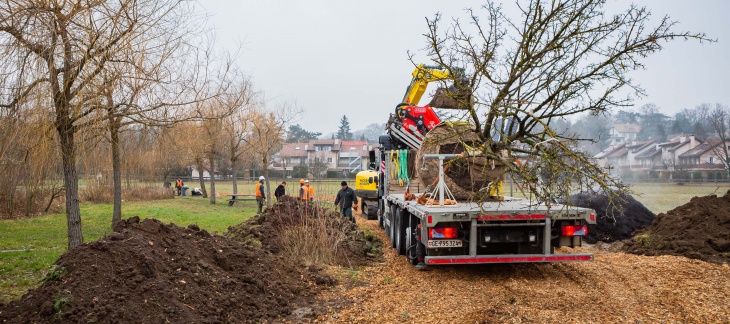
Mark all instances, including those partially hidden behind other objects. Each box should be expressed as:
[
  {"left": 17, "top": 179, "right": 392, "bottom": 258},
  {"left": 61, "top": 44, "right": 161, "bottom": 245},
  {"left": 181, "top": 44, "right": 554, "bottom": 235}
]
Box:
[{"left": 313, "top": 219, "right": 730, "bottom": 323}]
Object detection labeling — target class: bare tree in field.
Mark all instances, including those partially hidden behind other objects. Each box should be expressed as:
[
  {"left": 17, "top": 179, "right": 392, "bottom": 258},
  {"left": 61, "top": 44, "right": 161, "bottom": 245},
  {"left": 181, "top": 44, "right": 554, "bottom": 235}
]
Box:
[
  {"left": 243, "top": 104, "right": 298, "bottom": 205},
  {"left": 420, "top": 0, "right": 711, "bottom": 203},
  {"left": 221, "top": 79, "right": 257, "bottom": 195},
  {"left": 99, "top": 36, "right": 240, "bottom": 224},
  {"left": 707, "top": 104, "right": 730, "bottom": 177},
  {"left": 0, "top": 0, "right": 229, "bottom": 248}
]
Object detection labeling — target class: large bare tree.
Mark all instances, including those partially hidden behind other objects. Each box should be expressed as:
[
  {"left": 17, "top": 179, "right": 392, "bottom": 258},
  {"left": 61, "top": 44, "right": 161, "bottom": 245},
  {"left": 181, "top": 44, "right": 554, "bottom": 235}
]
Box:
[
  {"left": 0, "top": 0, "right": 207, "bottom": 248},
  {"left": 243, "top": 104, "right": 298, "bottom": 204},
  {"left": 421, "top": 0, "right": 711, "bottom": 202}
]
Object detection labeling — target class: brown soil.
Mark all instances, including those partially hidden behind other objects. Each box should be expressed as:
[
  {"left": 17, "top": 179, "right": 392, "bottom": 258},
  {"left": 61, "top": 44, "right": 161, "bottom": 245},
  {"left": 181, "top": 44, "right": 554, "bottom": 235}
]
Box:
[
  {"left": 566, "top": 191, "right": 656, "bottom": 243},
  {"left": 315, "top": 218, "right": 730, "bottom": 323},
  {"left": 226, "top": 196, "right": 381, "bottom": 268},
  {"left": 624, "top": 190, "right": 730, "bottom": 264},
  {"left": 0, "top": 197, "right": 380, "bottom": 323}
]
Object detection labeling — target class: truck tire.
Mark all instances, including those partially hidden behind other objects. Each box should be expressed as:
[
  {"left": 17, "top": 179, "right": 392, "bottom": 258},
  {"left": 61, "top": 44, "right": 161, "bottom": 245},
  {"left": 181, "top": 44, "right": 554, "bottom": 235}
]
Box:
[
  {"left": 360, "top": 202, "right": 368, "bottom": 218},
  {"left": 389, "top": 206, "right": 398, "bottom": 248},
  {"left": 366, "top": 205, "right": 378, "bottom": 220},
  {"left": 406, "top": 216, "right": 419, "bottom": 265},
  {"left": 395, "top": 209, "right": 407, "bottom": 255}
]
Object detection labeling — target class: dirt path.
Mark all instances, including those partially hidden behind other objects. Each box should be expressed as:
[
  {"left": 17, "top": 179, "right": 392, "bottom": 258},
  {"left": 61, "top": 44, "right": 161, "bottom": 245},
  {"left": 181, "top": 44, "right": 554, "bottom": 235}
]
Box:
[{"left": 317, "top": 219, "right": 730, "bottom": 323}]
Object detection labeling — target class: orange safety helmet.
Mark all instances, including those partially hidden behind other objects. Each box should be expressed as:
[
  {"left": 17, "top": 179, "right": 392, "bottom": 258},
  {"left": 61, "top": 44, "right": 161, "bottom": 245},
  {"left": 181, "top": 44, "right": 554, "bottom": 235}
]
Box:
[{"left": 299, "top": 179, "right": 305, "bottom": 185}]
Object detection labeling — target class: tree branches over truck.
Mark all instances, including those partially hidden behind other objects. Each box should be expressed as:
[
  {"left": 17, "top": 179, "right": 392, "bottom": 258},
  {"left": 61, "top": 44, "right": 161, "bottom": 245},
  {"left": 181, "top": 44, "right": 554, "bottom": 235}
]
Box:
[{"left": 361, "top": 0, "right": 710, "bottom": 268}]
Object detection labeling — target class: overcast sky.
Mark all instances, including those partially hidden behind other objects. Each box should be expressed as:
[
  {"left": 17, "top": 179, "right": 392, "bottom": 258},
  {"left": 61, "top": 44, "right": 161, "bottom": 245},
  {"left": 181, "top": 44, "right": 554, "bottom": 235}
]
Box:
[{"left": 197, "top": 0, "right": 730, "bottom": 134}]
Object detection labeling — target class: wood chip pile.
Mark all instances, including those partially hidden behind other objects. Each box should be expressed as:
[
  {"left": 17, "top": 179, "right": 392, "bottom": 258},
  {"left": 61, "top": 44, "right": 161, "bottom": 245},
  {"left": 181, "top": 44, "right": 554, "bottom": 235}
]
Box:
[{"left": 315, "top": 219, "right": 730, "bottom": 323}]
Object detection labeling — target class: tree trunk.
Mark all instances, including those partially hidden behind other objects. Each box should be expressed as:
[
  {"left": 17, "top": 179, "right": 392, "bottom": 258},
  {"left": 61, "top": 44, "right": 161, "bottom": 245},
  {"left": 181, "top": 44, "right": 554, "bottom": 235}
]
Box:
[
  {"left": 231, "top": 158, "right": 238, "bottom": 194},
  {"left": 263, "top": 156, "right": 271, "bottom": 206},
  {"left": 197, "top": 160, "right": 208, "bottom": 198},
  {"left": 110, "top": 116, "right": 123, "bottom": 227},
  {"left": 209, "top": 152, "right": 216, "bottom": 204},
  {"left": 58, "top": 124, "right": 83, "bottom": 250}
]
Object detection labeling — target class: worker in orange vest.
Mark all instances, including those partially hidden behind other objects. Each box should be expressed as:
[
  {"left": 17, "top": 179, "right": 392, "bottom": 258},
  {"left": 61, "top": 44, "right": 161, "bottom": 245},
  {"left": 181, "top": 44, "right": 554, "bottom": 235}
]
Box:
[
  {"left": 175, "top": 178, "right": 184, "bottom": 196},
  {"left": 255, "top": 176, "right": 266, "bottom": 214},
  {"left": 300, "top": 179, "right": 314, "bottom": 201},
  {"left": 298, "top": 179, "right": 305, "bottom": 200}
]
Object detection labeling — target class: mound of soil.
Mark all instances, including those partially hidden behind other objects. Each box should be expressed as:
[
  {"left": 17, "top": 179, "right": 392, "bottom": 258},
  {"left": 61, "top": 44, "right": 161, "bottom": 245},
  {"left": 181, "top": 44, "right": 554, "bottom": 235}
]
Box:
[
  {"left": 226, "top": 196, "right": 382, "bottom": 267},
  {"left": 0, "top": 216, "right": 336, "bottom": 323},
  {"left": 624, "top": 190, "right": 730, "bottom": 264},
  {"left": 566, "top": 191, "right": 655, "bottom": 244}
]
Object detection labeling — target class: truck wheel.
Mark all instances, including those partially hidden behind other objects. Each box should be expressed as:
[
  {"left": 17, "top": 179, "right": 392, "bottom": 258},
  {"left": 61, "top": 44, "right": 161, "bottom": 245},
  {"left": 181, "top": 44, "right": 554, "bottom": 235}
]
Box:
[
  {"left": 389, "top": 206, "right": 398, "bottom": 248},
  {"left": 406, "top": 217, "right": 419, "bottom": 265},
  {"left": 360, "top": 202, "right": 368, "bottom": 218},
  {"left": 395, "top": 209, "right": 407, "bottom": 255}
]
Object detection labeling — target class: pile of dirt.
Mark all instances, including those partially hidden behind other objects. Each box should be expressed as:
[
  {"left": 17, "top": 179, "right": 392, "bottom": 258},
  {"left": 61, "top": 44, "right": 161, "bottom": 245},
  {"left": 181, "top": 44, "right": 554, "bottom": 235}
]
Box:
[
  {"left": 0, "top": 216, "right": 336, "bottom": 323},
  {"left": 226, "top": 196, "right": 382, "bottom": 267},
  {"left": 623, "top": 190, "right": 730, "bottom": 264},
  {"left": 566, "top": 191, "right": 656, "bottom": 244}
]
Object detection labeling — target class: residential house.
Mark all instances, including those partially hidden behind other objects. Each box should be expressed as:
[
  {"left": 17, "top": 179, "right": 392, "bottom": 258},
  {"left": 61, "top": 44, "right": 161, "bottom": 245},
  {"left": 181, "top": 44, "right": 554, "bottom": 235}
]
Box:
[
  {"left": 609, "top": 124, "right": 640, "bottom": 146},
  {"left": 274, "top": 139, "right": 373, "bottom": 175},
  {"left": 338, "top": 141, "right": 370, "bottom": 172},
  {"left": 678, "top": 140, "right": 730, "bottom": 175},
  {"left": 597, "top": 134, "right": 710, "bottom": 176}
]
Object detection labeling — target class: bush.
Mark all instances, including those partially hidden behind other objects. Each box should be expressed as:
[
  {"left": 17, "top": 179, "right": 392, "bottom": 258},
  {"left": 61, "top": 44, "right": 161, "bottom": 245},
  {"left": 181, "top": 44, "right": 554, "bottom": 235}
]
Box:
[
  {"left": 80, "top": 183, "right": 174, "bottom": 203},
  {"left": 692, "top": 171, "right": 703, "bottom": 182},
  {"left": 648, "top": 170, "right": 659, "bottom": 179},
  {"left": 292, "top": 165, "right": 308, "bottom": 178}
]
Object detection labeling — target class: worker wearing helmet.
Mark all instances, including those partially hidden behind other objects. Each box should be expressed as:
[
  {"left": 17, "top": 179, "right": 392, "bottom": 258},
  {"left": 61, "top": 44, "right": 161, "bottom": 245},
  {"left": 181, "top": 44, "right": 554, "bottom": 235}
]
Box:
[
  {"left": 255, "top": 176, "right": 266, "bottom": 214},
  {"left": 300, "top": 179, "right": 313, "bottom": 201}
]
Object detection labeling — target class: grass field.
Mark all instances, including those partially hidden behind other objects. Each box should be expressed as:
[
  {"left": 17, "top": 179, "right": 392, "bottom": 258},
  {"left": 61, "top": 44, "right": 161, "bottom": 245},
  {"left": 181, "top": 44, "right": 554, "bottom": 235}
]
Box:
[
  {"left": 1, "top": 179, "right": 726, "bottom": 302},
  {"left": 0, "top": 196, "right": 255, "bottom": 302},
  {"left": 627, "top": 182, "right": 730, "bottom": 214},
  {"left": 204, "top": 178, "right": 348, "bottom": 201}
]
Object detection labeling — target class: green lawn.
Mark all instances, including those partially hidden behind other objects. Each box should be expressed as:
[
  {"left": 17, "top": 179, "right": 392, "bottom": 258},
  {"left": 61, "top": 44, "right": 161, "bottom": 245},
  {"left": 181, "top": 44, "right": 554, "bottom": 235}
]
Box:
[
  {"left": 0, "top": 196, "right": 255, "bottom": 302},
  {"left": 628, "top": 182, "right": 730, "bottom": 214}
]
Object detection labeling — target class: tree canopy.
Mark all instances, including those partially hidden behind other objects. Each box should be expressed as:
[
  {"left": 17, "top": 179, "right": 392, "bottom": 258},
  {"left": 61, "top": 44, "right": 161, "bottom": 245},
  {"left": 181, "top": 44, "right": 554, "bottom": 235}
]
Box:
[{"left": 422, "top": 0, "right": 711, "bottom": 203}]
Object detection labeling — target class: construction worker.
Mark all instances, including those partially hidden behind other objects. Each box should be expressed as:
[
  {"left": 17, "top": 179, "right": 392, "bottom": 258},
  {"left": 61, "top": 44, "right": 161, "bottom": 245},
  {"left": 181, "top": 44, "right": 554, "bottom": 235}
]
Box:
[
  {"left": 334, "top": 181, "right": 357, "bottom": 223},
  {"left": 175, "top": 178, "right": 184, "bottom": 196},
  {"left": 301, "top": 180, "right": 314, "bottom": 201},
  {"left": 274, "top": 181, "right": 286, "bottom": 201},
  {"left": 305, "top": 182, "right": 314, "bottom": 201},
  {"left": 255, "top": 176, "right": 266, "bottom": 214}
]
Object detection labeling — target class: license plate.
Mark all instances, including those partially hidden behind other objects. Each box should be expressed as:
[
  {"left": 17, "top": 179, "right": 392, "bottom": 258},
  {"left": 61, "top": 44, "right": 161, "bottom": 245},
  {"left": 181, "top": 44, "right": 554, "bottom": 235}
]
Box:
[{"left": 427, "top": 240, "right": 462, "bottom": 248}]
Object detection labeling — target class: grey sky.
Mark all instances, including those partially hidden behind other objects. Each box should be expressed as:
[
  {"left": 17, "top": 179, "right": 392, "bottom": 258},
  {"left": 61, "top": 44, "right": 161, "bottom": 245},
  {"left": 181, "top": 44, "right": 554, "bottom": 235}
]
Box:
[{"left": 197, "top": 1, "right": 730, "bottom": 134}]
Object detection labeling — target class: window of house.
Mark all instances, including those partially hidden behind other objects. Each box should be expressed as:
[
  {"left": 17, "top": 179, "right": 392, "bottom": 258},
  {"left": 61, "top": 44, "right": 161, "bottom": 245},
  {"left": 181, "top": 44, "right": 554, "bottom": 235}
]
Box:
[
  {"left": 295, "top": 146, "right": 300, "bottom": 150},
  {"left": 709, "top": 157, "right": 714, "bottom": 164},
  {"left": 350, "top": 147, "right": 356, "bottom": 150},
  {"left": 327, "top": 158, "right": 332, "bottom": 163}
]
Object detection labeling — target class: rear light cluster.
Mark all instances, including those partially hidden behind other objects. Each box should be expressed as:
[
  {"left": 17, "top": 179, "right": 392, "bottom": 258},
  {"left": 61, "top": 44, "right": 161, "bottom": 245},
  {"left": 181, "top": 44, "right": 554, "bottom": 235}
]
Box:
[
  {"left": 561, "top": 225, "right": 588, "bottom": 236},
  {"left": 428, "top": 227, "right": 458, "bottom": 239}
]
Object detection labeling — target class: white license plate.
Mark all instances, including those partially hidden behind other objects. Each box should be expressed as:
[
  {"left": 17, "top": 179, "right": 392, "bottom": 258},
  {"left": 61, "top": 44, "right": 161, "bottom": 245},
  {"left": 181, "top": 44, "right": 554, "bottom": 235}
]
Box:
[{"left": 427, "top": 240, "right": 462, "bottom": 248}]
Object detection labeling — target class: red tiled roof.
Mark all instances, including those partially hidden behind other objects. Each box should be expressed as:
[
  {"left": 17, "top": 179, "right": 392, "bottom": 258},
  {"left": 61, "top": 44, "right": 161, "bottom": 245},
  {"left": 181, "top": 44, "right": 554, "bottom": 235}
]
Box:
[
  {"left": 635, "top": 146, "right": 661, "bottom": 159},
  {"left": 279, "top": 143, "right": 308, "bottom": 157}
]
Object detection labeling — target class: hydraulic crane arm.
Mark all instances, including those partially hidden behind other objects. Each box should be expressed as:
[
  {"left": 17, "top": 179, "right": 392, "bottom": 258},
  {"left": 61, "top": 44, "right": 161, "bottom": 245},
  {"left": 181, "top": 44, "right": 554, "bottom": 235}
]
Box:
[{"left": 402, "top": 64, "right": 452, "bottom": 106}]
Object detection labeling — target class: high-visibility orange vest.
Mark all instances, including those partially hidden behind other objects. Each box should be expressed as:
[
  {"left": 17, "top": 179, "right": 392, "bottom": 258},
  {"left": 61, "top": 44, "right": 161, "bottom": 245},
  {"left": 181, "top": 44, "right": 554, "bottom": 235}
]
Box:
[
  {"left": 309, "top": 186, "right": 314, "bottom": 200},
  {"left": 176, "top": 179, "right": 183, "bottom": 187},
  {"left": 301, "top": 185, "right": 311, "bottom": 201},
  {"left": 255, "top": 182, "right": 264, "bottom": 197}
]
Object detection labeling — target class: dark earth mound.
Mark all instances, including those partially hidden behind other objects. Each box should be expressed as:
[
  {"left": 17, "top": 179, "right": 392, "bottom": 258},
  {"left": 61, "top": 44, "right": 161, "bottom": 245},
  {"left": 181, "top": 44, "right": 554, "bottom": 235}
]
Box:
[
  {"left": 566, "top": 191, "right": 656, "bottom": 244},
  {"left": 226, "top": 196, "right": 382, "bottom": 267},
  {"left": 623, "top": 190, "right": 730, "bottom": 264},
  {"left": 0, "top": 215, "right": 337, "bottom": 323}
]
